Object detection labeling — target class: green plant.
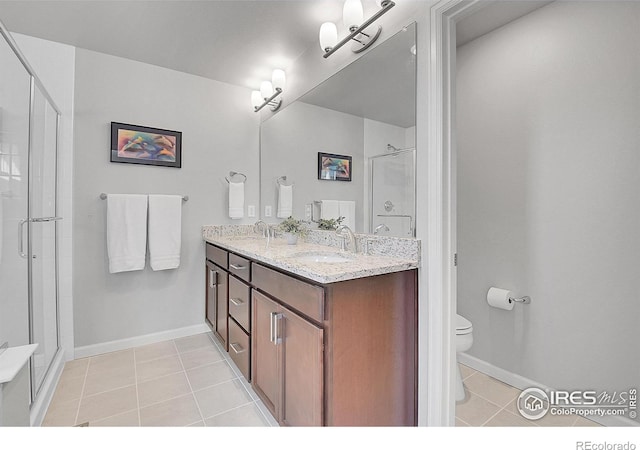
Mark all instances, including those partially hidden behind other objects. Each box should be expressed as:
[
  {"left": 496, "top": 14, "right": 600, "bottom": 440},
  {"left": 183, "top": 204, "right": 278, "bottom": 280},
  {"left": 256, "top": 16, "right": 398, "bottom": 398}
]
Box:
[
  {"left": 317, "top": 216, "right": 345, "bottom": 231},
  {"left": 277, "top": 216, "right": 309, "bottom": 237}
]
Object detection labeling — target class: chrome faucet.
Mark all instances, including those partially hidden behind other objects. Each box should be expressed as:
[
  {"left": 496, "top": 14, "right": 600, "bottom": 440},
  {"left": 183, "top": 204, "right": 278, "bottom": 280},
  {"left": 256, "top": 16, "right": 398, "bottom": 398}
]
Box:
[
  {"left": 335, "top": 225, "right": 358, "bottom": 253},
  {"left": 374, "top": 224, "right": 390, "bottom": 235},
  {"left": 254, "top": 220, "right": 273, "bottom": 246}
]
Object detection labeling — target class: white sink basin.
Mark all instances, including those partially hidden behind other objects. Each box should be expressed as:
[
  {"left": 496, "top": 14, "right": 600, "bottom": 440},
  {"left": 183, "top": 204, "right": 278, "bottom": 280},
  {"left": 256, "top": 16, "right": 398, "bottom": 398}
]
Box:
[{"left": 289, "top": 252, "right": 354, "bottom": 263}]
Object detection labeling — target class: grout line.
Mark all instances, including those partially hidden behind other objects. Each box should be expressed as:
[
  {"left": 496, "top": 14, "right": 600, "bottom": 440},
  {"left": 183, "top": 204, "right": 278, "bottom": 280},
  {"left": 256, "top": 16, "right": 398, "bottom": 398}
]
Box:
[
  {"left": 200, "top": 400, "right": 255, "bottom": 423},
  {"left": 173, "top": 339, "right": 207, "bottom": 426},
  {"left": 84, "top": 408, "right": 139, "bottom": 426},
  {"left": 132, "top": 345, "right": 141, "bottom": 426},
  {"left": 73, "top": 358, "right": 91, "bottom": 425}
]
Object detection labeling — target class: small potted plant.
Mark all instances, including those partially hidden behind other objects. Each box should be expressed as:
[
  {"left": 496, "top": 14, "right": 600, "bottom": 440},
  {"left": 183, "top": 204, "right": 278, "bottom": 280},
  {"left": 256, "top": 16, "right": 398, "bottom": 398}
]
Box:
[
  {"left": 278, "top": 216, "right": 309, "bottom": 245},
  {"left": 317, "top": 216, "right": 345, "bottom": 231}
]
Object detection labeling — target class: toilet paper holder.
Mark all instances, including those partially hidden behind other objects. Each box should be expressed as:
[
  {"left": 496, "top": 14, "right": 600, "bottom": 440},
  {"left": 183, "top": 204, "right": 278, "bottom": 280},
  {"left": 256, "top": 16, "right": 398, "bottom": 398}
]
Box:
[{"left": 509, "top": 295, "right": 531, "bottom": 305}]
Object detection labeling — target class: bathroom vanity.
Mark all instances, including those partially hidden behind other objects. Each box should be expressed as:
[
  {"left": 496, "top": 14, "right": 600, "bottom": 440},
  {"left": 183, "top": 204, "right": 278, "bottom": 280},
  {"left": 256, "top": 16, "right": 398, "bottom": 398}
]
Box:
[{"left": 203, "top": 229, "right": 419, "bottom": 426}]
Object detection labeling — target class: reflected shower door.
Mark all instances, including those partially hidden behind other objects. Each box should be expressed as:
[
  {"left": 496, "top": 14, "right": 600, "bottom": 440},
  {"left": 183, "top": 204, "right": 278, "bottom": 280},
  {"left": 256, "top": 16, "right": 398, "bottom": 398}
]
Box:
[
  {"left": 29, "top": 85, "right": 60, "bottom": 395},
  {"left": 0, "top": 29, "right": 31, "bottom": 359},
  {"left": 369, "top": 148, "right": 416, "bottom": 237}
]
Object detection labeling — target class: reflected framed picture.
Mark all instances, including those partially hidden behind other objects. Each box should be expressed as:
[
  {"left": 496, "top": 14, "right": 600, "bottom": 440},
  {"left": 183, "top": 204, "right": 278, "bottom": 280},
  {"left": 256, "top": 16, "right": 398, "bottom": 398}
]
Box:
[
  {"left": 318, "top": 152, "right": 352, "bottom": 182},
  {"left": 110, "top": 122, "right": 182, "bottom": 168}
]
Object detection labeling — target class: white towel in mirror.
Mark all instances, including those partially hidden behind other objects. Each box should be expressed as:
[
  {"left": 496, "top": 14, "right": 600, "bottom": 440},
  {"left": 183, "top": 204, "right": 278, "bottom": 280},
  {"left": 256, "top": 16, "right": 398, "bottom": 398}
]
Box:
[
  {"left": 320, "top": 200, "right": 340, "bottom": 220},
  {"left": 277, "top": 184, "right": 293, "bottom": 218},
  {"left": 229, "top": 181, "right": 244, "bottom": 219},
  {"left": 148, "top": 195, "right": 182, "bottom": 271},
  {"left": 106, "top": 194, "right": 148, "bottom": 273},
  {"left": 339, "top": 201, "right": 356, "bottom": 229}
]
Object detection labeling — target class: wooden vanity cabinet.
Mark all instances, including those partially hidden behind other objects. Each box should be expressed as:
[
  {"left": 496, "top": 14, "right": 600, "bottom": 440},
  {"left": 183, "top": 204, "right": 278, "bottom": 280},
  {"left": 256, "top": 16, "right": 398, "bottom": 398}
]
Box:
[
  {"left": 252, "top": 289, "right": 323, "bottom": 426},
  {"left": 205, "top": 251, "right": 229, "bottom": 351}
]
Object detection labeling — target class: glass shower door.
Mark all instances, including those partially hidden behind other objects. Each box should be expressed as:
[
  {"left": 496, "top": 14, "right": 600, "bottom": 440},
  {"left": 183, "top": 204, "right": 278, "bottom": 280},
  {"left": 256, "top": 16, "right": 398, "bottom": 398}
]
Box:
[
  {"left": 0, "top": 28, "right": 31, "bottom": 360},
  {"left": 369, "top": 148, "right": 416, "bottom": 237},
  {"left": 28, "top": 86, "right": 60, "bottom": 394}
]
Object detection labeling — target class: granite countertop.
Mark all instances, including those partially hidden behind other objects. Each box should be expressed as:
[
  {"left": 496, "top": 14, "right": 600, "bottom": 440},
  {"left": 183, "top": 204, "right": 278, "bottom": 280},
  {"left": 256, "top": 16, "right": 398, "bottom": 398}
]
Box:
[{"left": 203, "top": 234, "right": 419, "bottom": 284}]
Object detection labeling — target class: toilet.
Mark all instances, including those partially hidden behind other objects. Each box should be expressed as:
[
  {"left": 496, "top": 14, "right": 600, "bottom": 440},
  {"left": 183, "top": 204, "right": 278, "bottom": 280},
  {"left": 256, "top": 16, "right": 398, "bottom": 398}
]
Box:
[{"left": 455, "top": 313, "right": 474, "bottom": 402}]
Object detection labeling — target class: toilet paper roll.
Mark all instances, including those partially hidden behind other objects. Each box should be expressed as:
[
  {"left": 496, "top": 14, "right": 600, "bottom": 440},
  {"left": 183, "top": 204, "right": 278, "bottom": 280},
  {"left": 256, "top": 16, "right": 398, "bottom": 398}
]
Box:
[{"left": 487, "top": 287, "right": 514, "bottom": 311}]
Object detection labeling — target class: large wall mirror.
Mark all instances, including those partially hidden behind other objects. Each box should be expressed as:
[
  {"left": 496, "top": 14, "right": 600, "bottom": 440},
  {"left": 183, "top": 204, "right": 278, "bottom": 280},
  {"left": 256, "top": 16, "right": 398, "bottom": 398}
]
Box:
[{"left": 260, "top": 22, "right": 416, "bottom": 237}]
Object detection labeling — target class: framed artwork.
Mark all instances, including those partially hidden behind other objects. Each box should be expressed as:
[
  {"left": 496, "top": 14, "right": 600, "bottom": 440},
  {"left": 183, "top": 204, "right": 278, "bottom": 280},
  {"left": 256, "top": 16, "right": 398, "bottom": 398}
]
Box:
[
  {"left": 318, "top": 152, "right": 352, "bottom": 182},
  {"left": 110, "top": 122, "right": 182, "bottom": 168}
]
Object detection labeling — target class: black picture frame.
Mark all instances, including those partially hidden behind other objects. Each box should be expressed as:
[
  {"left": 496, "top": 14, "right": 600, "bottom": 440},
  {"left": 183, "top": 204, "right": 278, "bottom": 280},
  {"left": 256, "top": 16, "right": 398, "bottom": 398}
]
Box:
[
  {"left": 110, "top": 122, "right": 182, "bottom": 168},
  {"left": 317, "top": 152, "right": 352, "bottom": 182}
]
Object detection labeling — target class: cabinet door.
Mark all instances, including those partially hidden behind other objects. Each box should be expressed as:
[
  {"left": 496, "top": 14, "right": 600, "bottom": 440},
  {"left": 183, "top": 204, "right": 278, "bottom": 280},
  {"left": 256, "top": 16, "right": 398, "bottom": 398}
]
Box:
[
  {"left": 205, "top": 261, "right": 217, "bottom": 329},
  {"left": 279, "top": 308, "right": 323, "bottom": 426},
  {"left": 215, "top": 269, "right": 229, "bottom": 351},
  {"left": 251, "top": 290, "right": 282, "bottom": 419}
]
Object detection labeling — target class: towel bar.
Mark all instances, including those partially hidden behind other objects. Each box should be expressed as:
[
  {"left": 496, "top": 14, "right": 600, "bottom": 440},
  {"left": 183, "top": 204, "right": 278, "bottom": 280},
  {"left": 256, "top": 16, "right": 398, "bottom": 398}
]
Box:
[
  {"left": 100, "top": 193, "right": 188, "bottom": 202},
  {"left": 276, "top": 175, "right": 293, "bottom": 187},
  {"left": 225, "top": 171, "right": 247, "bottom": 183}
]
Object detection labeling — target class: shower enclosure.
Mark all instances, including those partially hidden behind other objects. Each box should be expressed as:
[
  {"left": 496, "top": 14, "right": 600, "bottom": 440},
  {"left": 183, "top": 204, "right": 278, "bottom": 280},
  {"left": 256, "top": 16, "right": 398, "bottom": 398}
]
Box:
[
  {"left": 369, "top": 147, "right": 416, "bottom": 237},
  {"left": 0, "top": 24, "right": 61, "bottom": 406}
]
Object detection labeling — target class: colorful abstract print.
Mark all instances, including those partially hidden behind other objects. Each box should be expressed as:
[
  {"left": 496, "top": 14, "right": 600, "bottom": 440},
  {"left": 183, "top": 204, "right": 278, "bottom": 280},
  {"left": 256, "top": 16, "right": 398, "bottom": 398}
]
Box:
[{"left": 117, "top": 130, "right": 177, "bottom": 162}]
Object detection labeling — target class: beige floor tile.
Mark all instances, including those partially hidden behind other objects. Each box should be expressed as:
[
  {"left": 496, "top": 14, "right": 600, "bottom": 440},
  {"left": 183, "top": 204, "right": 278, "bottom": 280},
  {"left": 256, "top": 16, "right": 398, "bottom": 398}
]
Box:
[
  {"left": 136, "top": 354, "right": 183, "bottom": 382},
  {"left": 188, "top": 421, "right": 205, "bottom": 427},
  {"left": 186, "top": 360, "right": 237, "bottom": 391},
  {"left": 455, "top": 391, "right": 502, "bottom": 426},
  {"left": 90, "top": 409, "right": 139, "bottom": 427},
  {"left": 88, "top": 349, "right": 134, "bottom": 370},
  {"left": 179, "top": 345, "right": 225, "bottom": 371},
  {"left": 138, "top": 372, "right": 192, "bottom": 407},
  {"left": 62, "top": 358, "right": 90, "bottom": 379},
  {"left": 194, "top": 379, "right": 254, "bottom": 419},
  {"left": 139, "top": 394, "right": 202, "bottom": 426},
  {"left": 83, "top": 364, "right": 136, "bottom": 396},
  {"left": 455, "top": 417, "right": 470, "bottom": 427},
  {"left": 464, "top": 372, "right": 520, "bottom": 408},
  {"left": 134, "top": 340, "right": 178, "bottom": 364},
  {"left": 42, "top": 398, "right": 80, "bottom": 427},
  {"left": 205, "top": 403, "right": 270, "bottom": 427},
  {"left": 51, "top": 372, "right": 85, "bottom": 403},
  {"left": 174, "top": 333, "right": 215, "bottom": 353},
  {"left": 573, "top": 416, "right": 603, "bottom": 427},
  {"left": 459, "top": 363, "right": 476, "bottom": 380},
  {"left": 254, "top": 398, "right": 279, "bottom": 426},
  {"left": 484, "top": 409, "right": 536, "bottom": 427},
  {"left": 77, "top": 385, "right": 138, "bottom": 424}
]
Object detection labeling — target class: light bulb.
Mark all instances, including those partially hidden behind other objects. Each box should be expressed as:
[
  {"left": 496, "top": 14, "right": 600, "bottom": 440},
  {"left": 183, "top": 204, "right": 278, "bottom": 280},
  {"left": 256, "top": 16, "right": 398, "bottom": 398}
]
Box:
[
  {"left": 343, "top": 0, "right": 364, "bottom": 31},
  {"left": 251, "top": 90, "right": 262, "bottom": 109},
  {"left": 272, "top": 69, "right": 286, "bottom": 91},
  {"left": 260, "top": 81, "right": 273, "bottom": 100},
  {"left": 319, "top": 22, "right": 338, "bottom": 52}
]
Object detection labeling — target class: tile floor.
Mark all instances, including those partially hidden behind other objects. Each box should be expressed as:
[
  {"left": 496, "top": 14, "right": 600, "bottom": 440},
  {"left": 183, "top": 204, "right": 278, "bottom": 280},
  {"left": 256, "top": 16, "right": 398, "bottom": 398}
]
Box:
[
  {"left": 456, "top": 363, "right": 602, "bottom": 427},
  {"left": 43, "top": 332, "right": 277, "bottom": 427}
]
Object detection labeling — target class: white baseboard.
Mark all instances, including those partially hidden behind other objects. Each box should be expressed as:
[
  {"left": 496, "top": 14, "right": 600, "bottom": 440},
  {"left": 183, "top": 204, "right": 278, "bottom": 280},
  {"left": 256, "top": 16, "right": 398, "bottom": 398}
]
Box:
[
  {"left": 74, "top": 323, "right": 210, "bottom": 359},
  {"left": 458, "top": 353, "right": 639, "bottom": 427}
]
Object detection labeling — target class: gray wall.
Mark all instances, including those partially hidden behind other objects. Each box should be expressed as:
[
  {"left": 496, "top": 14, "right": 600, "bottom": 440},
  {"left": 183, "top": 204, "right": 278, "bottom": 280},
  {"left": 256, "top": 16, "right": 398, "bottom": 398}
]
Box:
[
  {"left": 457, "top": 0, "right": 640, "bottom": 404},
  {"left": 73, "top": 48, "right": 259, "bottom": 348}
]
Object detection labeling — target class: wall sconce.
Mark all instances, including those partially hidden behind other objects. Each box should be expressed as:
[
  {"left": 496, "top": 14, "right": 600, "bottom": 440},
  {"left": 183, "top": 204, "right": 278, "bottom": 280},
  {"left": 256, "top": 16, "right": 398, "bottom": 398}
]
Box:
[
  {"left": 319, "top": 0, "right": 395, "bottom": 58},
  {"left": 251, "top": 69, "right": 286, "bottom": 112}
]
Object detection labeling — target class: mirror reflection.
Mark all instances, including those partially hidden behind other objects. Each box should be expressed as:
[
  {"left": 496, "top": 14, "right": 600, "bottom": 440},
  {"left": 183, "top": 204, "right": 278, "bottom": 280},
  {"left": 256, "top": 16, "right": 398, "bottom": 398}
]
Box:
[{"left": 260, "top": 22, "right": 416, "bottom": 237}]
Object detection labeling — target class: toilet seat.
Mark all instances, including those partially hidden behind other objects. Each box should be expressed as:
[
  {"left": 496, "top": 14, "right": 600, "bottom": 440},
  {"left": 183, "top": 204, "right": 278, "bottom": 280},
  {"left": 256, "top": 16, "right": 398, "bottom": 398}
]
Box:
[{"left": 456, "top": 314, "right": 472, "bottom": 335}]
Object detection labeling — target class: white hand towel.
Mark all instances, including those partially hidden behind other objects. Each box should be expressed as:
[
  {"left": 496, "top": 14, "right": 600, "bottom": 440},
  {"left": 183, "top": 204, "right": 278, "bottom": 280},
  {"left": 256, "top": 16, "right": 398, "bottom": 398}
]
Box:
[
  {"left": 148, "top": 195, "right": 182, "bottom": 271},
  {"left": 277, "top": 184, "right": 293, "bottom": 219},
  {"left": 229, "top": 181, "right": 244, "bottom": 219},
  {"left": 339, "top": 200, "right": 356, "bottom": 229},
  {"left": 107, "top": 194, "right": 148, "bottom": 273},
  {"left": 320, "top": 200, "right": 340, "bottom": 220}
]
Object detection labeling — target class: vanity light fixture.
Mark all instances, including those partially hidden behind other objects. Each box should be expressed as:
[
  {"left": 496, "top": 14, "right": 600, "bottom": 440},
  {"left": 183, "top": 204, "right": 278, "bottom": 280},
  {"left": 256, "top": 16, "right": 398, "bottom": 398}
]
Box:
[
  {"left": 319, "top": 0, "right": 395, "bottom": 58},
  {"left": 252, "top": 69, "right": 286, "bottom": 112}
]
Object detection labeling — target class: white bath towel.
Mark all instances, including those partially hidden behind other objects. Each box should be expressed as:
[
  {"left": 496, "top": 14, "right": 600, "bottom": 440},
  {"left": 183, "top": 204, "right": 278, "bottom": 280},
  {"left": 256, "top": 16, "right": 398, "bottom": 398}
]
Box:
[
  {"left": 229, "top": 181, "right": 244, "bottom": 219},
  {"left": 148, "top": 195, "right": 182, "bottom": 271},
  {"left": 320, "top": 200, "right": 340, "bottom": 220},
  {"left": 106, "top": 194, "right": 148, "bottom": 273},
  {"left": 277, "top": 184, "right": 293, "bottom": 218},
  {"left": 339, "top": 200, "right": 356, "bottom": 229}
]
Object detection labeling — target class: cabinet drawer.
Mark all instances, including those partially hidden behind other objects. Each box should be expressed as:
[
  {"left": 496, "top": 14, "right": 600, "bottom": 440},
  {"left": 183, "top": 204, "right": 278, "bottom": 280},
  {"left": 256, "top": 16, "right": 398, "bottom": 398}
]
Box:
[
  {"left": 228, "top": 319, "right": 250, "bottom": 381},
  {"left": 229, "top": 275, "right": 250, "bottom": 332},
  {"left": 206, "top": 243, "right": 227, "bottom": 269},
  {"left": 229, "top": 253, "right": 251, "bottom": 282},
  {"left": 252, "top": 264, "right": 324, "bottom": 323}
]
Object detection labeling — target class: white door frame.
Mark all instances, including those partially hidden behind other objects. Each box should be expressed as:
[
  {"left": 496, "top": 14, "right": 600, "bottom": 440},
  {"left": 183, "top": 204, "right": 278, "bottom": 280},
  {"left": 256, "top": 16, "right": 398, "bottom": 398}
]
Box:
[{"left": 424, "top": 0, "right": 489, "bottom": 426}]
